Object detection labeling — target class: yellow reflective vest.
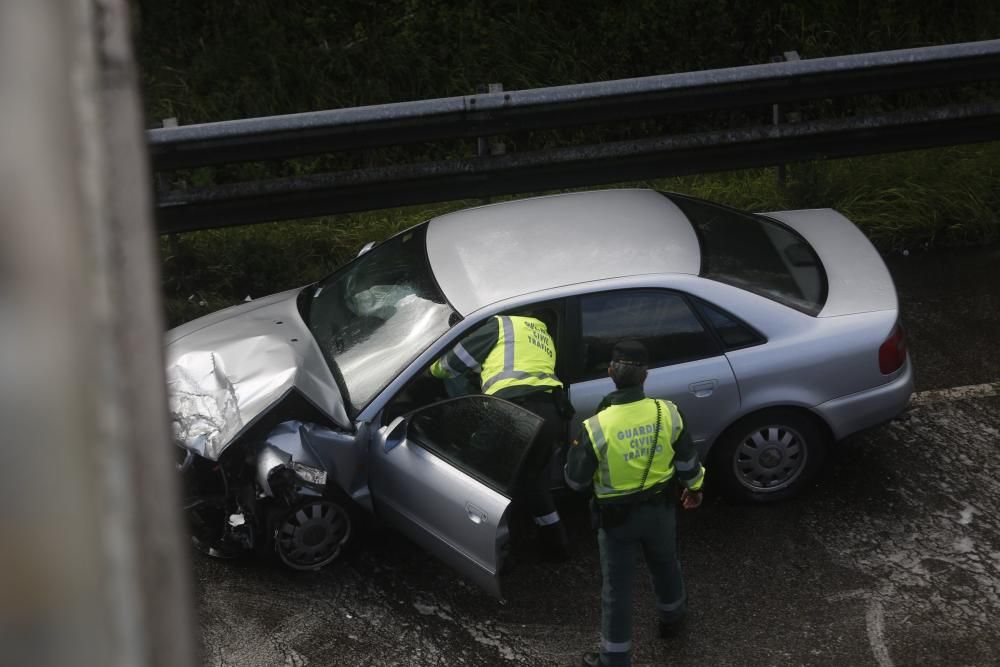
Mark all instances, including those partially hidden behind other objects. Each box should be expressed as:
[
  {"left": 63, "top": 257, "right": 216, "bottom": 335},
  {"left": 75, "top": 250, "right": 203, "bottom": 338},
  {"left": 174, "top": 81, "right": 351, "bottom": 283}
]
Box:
[
  {"left": 480, "top": 316, "right": 562, "bottom": 396},
  {"left": 583, "top": 397, "right": 704, "bottom": 500}
]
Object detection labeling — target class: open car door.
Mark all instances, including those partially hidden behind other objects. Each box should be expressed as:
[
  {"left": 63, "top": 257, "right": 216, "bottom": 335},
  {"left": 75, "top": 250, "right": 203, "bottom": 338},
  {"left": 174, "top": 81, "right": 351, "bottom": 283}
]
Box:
[{"left": 369, "top": 395, "right": 544, "bottom": 598}]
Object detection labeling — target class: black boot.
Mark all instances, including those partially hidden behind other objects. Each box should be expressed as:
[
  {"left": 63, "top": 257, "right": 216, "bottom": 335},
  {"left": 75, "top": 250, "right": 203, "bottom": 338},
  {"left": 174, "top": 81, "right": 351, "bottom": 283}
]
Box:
[
  {"left": 658, "top": 616, "right": 685, "bottom": 639},
  {"left": 537, "top": 521, "right": 570, "bottom": 561},
  {"left": 581, "top": 652, "right": 605, "bottom": 667}
]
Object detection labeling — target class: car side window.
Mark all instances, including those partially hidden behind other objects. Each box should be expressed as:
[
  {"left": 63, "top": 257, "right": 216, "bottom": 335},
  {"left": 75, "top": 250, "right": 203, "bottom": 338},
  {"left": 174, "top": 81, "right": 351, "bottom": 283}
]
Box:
[
  {"left": 579, "top": 290, "right": 719, "bottom": 378},
  {"left": 406, "top": 396, "right": 543, "bottom": 496},
  {"left": 693, "top": 299, "right": 766, "bottom": 350},
  {"left": 384, "top": 300, "right": 568, "bottom": 421}
]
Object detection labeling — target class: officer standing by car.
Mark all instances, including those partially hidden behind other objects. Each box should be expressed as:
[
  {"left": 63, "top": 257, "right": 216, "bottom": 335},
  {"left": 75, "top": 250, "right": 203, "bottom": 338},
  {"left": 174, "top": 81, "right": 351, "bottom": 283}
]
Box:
[
  {"left": 430, "top": 312, "right": 572, "bottom": 558},
  {"left": 564, "top": 340, "right": 705, "bottom": 667}
]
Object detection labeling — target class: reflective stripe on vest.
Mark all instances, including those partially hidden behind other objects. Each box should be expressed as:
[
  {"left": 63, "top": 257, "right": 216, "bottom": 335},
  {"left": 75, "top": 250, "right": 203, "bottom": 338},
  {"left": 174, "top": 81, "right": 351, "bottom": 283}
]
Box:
[
  {"left": 480, "top": 315, "right": 562, "bottom": 395},
  {"left": 583, "top": 398, "right": 684, "bottom": 499}
]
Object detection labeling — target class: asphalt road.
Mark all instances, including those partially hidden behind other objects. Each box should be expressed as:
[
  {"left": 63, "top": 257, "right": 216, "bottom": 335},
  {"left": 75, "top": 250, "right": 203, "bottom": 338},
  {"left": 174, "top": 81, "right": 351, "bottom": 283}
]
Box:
[{"left": 191, "top": 244, "right": 1000, "bottom": 666}]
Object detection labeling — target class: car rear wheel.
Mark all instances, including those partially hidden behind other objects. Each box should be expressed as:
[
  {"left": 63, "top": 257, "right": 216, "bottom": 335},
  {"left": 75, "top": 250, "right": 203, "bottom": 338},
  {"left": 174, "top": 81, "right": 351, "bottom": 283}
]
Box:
[
  {"left": 274, "top": 498, "right": 352, "bottom": 570},
  {"left": 711, "top": 409, "right": 827, "bottom": 503}
]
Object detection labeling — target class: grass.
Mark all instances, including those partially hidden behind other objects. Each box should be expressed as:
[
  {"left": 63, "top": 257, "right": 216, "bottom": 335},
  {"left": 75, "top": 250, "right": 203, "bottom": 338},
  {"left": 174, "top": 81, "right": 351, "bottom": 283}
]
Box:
[
  {"left": 652, "top": 143, "right": 1000, "bottom": 250},
  {"left": 139, "top": 2, "right": 1000, "bottom": 325},
  {"left": 161, "top": 200, "right": 476, "bottom": 324},
  {"left": 809, "top": 146, "right": 1000, "bottom": 249},
  {"left": 161, "top": 142, "right": 1000, "bottom": 327}
]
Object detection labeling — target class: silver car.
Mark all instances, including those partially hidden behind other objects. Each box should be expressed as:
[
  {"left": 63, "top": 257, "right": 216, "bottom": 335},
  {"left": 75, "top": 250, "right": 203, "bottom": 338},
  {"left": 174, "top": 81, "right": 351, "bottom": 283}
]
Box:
[{"left": 168, "top": 188, "right": 912, "bottom": 597}]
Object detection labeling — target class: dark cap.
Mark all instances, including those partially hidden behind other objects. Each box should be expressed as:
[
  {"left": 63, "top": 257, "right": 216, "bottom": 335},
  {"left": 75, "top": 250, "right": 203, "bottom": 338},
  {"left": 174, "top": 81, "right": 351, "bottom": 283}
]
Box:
[{"left": 611, "top": 340, "right": 648, "bottom": 366}]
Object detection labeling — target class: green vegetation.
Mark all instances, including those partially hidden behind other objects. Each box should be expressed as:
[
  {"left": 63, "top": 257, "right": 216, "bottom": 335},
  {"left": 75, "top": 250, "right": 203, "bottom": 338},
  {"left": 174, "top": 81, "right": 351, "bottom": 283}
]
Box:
[
  {"left": 671, "top": 142, "right": 1000, "bottom": 249},
  {"left": 163, "top": 142, "right": 1000, "bottom": 326},
  {"left": 136, "top": 1, "right": 1000, "bottom": 326},
  {"left": 162, "top": 202, "right": 465, "bottom": 324},
  {"left": 137, "top": 1, "right": 1000, "bottom": 120}
]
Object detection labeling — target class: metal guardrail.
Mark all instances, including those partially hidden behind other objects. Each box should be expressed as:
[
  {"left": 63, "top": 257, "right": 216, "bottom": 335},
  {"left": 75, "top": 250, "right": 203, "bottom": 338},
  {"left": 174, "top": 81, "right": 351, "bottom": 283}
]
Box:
[{"left": 151, "top": 40, "right": 1000, "bottom": 233}]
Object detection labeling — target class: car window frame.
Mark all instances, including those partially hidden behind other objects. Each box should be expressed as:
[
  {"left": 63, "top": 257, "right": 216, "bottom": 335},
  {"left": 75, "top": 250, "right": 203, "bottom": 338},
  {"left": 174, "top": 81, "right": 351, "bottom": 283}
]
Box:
[
  {"left": 299, "top": 221, "right": 462, "bottom": 420},
  {"left": 663, "top": 192, "right": 830, "bottom": 316},
  {"left": 402, "top": 395, "right": 544, "bottom": 498},
  {"left": 689, "top": 296, "right": 768, "bottom": 352},
  {"left": 381, "top": 297, "right": 572, "bottom": 423},
  {"left": 510, "top": 298, "right": 573, "bottom": 384},
  {"left": 567, "top": 287, "right": 725, "bottom": 383}
]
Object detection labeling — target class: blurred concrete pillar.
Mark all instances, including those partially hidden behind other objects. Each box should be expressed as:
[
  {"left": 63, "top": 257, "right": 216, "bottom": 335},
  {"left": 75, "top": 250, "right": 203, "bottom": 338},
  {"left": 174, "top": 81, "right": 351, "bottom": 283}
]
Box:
[{"left": 0, "top": 2, "right": 196, "bottom": 667}]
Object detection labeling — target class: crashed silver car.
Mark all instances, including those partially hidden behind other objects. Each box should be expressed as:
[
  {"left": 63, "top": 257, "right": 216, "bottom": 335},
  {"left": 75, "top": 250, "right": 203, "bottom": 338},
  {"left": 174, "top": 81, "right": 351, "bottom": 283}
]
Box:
[{"left": 169, "top": 188, "right": 913, "bottom": 596}]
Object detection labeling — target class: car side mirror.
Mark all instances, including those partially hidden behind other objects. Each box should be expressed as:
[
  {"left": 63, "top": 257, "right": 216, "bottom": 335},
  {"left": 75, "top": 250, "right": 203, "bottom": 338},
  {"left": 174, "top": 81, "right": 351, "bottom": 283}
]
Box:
[{"left": 380, "top": 415, "right": 407, "bottom": 452}]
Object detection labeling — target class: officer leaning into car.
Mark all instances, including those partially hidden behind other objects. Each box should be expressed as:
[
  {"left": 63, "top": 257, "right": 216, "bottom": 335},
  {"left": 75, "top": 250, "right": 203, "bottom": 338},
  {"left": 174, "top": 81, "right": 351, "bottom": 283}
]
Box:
[
  {"left": 565, "top": 340, "right": 705, "bottom": 667},
  {"left": 430, "top": 313, "right": 573, "bottom": 559}
]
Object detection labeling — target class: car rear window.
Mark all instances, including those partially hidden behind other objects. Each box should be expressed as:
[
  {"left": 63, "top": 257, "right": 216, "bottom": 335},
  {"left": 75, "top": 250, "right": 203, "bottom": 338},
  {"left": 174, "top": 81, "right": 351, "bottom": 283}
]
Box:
[
  {"left": 692, "top": 298, "right": 766, "bottom": 350},
  {"left": 665, "top": 194, "right": 828, "bottom": 315}
]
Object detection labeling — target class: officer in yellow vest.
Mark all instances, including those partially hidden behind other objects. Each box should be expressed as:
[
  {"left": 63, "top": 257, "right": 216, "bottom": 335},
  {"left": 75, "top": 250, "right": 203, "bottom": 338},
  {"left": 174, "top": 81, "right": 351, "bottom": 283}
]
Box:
[
  {"left": 431, "top": 313, "right": 571, "bottom": 558},
  {"left": 564, "top": 341, "right": 705, "bottom": 667}
]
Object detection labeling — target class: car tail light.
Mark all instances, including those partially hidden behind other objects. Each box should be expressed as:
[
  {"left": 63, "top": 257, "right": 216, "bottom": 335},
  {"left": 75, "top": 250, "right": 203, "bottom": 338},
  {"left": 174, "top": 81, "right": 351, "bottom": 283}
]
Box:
[{"left": 879, "top": 323, "right": 907, "bottom": 374}]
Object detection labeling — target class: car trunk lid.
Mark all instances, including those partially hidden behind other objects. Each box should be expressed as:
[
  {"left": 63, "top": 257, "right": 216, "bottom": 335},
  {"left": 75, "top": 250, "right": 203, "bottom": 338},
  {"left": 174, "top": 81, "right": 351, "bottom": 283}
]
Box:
[{"left": 763, "top": 208, "right": 898, "bottom": 317}]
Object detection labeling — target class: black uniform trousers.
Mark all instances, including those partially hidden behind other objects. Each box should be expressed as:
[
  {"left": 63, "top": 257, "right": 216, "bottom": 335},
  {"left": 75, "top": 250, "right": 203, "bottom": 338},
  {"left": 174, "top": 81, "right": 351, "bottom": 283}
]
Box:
[
  {"left": 597, "top": 496, "right": 686, "bottom": 667},
  {"left": 507, "top": 390, "right": 567, "bottom": 539}
]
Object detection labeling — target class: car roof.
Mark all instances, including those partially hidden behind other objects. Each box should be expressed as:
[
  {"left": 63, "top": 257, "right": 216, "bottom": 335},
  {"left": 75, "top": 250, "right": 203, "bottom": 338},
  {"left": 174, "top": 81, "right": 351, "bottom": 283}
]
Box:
[{"left": 425, "top": 189, "right": 701, "bottom": 315}]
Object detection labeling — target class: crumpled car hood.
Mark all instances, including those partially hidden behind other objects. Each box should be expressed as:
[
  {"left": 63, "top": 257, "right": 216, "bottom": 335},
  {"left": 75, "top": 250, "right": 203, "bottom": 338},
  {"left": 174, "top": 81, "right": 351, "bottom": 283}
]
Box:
[{"left": 165, "top": 288, "right": 349, "bottom": 461}]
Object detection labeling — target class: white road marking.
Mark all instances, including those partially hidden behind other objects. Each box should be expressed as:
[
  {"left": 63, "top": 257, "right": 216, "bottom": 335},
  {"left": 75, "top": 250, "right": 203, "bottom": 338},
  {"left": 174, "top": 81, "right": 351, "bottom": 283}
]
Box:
[
  {"left": 909, "top": 381, "right": 1000, "bottom": 406},
  {"left": 866, "top": 599, "right": 894, "bottom": 667},
  {"left": 827, "top": 589, "right": 895, "bottom": 666},
  {"left": 959, "top": 506, "right": 976, "bottom": 525},
  {"left": 824, "top": 589, "right": 867, "bottom": 602},
  {"left": 810, "top": 387, "right": 1000, "bottom": 666}
]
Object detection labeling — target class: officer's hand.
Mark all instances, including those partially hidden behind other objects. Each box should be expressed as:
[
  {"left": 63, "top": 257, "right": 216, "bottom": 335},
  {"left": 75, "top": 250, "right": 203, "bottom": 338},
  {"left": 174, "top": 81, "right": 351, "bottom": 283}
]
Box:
[{"left": 681, "top": 488, "right": 703, "bottom": 510}]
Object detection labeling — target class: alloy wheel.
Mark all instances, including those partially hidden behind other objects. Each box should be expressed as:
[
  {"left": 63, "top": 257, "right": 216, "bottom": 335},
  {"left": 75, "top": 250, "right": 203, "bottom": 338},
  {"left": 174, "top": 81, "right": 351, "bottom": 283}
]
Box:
[
  {"left": 732, "top": 424, "right": 807, "bottom": 493},
  {"left": 275, "top": 500, "right": 351, "bottom": 570}
]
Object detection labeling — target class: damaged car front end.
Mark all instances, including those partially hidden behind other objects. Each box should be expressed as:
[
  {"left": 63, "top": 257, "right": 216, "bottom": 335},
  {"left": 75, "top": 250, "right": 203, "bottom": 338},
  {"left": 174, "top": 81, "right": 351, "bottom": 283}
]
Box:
[
  {"left": 168, "top": 288, "right": 364, "bottom": 569},
  {"left": 179, "top": 417, "right": 356, "bottom": 569},
  {"left": 167, "top": 224, "right": 459, "bottom": 572}
]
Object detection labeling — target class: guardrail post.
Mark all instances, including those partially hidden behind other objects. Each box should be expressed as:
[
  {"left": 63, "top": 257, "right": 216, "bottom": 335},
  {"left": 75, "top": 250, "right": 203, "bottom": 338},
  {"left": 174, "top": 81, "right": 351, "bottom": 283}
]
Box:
[
  {"left": 160, "top": 117, "right": 182, "bottom": 263},
  {"left": 477, "top": 83, "right": 506, "bottom": 158},
  {"left": 773, "top": 50, "right": 801, "bottom": 187},
  {"left": 477, "top": 83, "right": 505, "bottom": 203}
]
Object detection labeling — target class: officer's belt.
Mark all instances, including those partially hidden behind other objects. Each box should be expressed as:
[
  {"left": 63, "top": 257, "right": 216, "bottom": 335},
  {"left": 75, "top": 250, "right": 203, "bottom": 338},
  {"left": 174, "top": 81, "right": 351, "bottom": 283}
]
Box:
[
  {"left": 595, "top": 478, "right": 675, "bottom": 506},
  {"left": 506, "top": 388, "right": 554, "bottom": 404}
]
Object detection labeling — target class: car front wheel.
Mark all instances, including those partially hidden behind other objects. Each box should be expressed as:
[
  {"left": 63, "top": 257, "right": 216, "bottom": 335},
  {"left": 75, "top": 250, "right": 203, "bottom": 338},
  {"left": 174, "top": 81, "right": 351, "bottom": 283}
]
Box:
[
  {"left": 273, "top": 498, "right": 352, "bottom": 570},
  {"left": 710, "top": 409, "right": 828, "bottom": 503}
]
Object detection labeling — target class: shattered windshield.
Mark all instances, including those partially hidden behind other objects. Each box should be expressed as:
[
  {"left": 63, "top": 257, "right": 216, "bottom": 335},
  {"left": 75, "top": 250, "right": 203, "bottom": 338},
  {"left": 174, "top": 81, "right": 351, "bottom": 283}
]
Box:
[{"left": 304, "top": 225, "right": 455, "bottom": 414}]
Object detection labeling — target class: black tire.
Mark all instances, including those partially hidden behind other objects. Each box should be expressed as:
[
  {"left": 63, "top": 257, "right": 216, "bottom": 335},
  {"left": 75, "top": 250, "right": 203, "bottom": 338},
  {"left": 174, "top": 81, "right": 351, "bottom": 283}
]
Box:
[
  {"left": 273, "top": 496, "right": 353, "bottom": 570},
  {"left": 709, "top": 408, "right": 828, "bottom": 503}
]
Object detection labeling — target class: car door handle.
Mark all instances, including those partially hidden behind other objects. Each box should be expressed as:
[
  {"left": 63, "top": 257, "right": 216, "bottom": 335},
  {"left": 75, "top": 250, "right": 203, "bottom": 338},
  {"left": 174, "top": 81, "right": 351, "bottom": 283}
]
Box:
[
  {"left": 688, "top": 380, "right": 717, "bottom": 398},
  {"left": 466, "top": 503, "right": 487, "bottom": 525}
]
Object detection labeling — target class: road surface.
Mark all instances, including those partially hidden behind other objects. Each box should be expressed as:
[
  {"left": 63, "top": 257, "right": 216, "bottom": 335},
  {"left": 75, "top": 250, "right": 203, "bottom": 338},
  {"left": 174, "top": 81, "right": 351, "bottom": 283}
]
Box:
[{"left": 191, "top": 244, "right": 1000, "bottom": 666}]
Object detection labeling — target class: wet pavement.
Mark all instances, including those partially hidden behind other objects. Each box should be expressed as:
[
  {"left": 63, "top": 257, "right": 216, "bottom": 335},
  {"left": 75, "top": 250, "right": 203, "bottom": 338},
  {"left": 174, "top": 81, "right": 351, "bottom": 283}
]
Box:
[
  {"left": 191, "top": 245, "right": 1000, "bottom": 666},
  {"left": 885, "top": 243, "right": 1000, "bottom": 393}
]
